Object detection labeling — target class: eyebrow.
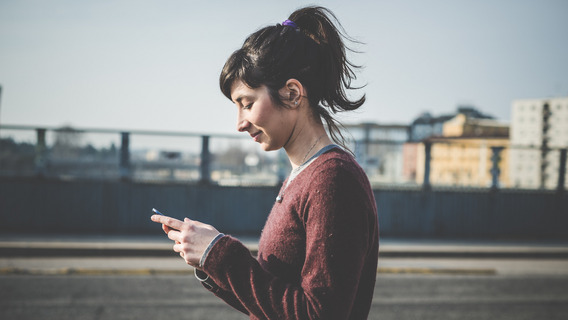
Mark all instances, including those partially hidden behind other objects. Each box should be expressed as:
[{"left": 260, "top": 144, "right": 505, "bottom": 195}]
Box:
[{"left": 233, "top": 94, "right": 253, "bottom": 105}]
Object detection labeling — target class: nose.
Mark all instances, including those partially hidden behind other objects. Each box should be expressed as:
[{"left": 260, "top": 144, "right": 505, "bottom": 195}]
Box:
[{"left": 236, "top": 113, "right": 250, "bottom": 132}]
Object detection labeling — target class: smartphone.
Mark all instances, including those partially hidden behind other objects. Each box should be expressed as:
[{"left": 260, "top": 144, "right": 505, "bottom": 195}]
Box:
[
  {"left": 152, "top": 208, "right": 178, "bottom": 231},
  {"left": 152, "top": 208, "right": 165, "bottom": 216}
]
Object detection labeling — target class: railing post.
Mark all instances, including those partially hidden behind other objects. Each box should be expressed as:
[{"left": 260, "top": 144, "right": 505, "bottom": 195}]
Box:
[
  {"left": 119, "top": 132, "right": 131, "bottom": 181},
  {"left": 34, "top": 128, "right": 47, "bottom": 177},
  {"left": 423, "top": 141, "right": 432, "bottom": 191},
  {"left": 199, "top": 135, "right": 211, "bottom": 185},
  {"left": 490, "top": 146, "right": 504, "bottom": 191},
  {"left": 557, "top": 149, "right": 567, "bottom": 193}
]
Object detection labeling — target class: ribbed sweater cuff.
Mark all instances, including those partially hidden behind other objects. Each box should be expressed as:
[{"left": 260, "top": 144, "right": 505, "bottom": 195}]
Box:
[
  {"left": 201, "top": 236, "right": 253, "bottom": 289},
  {"left": 199, "top": 233, "right": 225, "bottom": 268}
]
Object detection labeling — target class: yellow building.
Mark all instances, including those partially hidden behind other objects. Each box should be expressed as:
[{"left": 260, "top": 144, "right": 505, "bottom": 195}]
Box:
[
  {"left": 415, "top": 137, "right": 510, "bottom": 188},
  {"left": 443, "top": 113, "right": 509, "bottom": 138},
  {"left": 413, "top": 113, "right": 510, "bottom": 188}
]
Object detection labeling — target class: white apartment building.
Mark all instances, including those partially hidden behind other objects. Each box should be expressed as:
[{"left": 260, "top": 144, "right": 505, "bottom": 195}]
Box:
[{"left": 510, "top": 96, "right": 568, "bottom": 189}]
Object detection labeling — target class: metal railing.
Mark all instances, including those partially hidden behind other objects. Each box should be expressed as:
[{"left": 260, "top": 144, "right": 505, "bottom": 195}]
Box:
[
  {"left": 1, "top": 124, "right": 566, "bottom": 191},
  {"left": 0, "top": 124, "right": 285, "bottom": 185}
]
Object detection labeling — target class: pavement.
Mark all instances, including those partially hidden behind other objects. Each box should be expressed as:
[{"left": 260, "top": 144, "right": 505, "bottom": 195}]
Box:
[{"left": 1, "top": 234, "right": 568, "bottom": 276}]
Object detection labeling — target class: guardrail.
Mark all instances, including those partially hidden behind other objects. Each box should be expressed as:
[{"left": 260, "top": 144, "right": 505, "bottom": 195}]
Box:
[
  {"left": 0, "top": 124, "right": 282, "bottom": 185},
  {"left": 1, "top": 124, "right": 566, "bottom": 191}
]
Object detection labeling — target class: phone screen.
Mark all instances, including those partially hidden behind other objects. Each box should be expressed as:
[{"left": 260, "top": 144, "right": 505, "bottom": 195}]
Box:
[
  {"left": 152, "top": 208, "right": 165, "bottom": 216},
  {"left": 152, "top": 208, "right": 179, "bottom": 231}
]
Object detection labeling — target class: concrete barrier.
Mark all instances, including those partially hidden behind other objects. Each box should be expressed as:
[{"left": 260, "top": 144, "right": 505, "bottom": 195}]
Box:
[{"left": 1, "top": 177, "right": 566, "bottom": 239}]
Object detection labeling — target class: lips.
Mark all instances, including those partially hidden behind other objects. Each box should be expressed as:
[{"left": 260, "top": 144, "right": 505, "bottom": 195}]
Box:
[{"left": 250, "top": 131, "right": 262, "bottom": 142}]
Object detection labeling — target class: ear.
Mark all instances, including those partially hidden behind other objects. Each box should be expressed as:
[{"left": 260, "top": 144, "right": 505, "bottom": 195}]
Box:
[{"left": 279, "top": 79, "right": 305, "bottom": 109}]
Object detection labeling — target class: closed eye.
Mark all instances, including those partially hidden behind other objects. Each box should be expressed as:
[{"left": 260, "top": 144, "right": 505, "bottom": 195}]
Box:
[{"left": 243, "top": 103, "right": 253, "bottom": 110}]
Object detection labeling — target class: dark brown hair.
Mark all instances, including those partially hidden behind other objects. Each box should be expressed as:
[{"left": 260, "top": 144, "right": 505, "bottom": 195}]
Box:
[{"left": 220, "top": 6, "right": 365, "bottom": 149}]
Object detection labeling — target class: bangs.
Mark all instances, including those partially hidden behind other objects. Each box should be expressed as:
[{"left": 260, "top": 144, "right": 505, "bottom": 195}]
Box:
[{"left": 219, "top": 49, "right": 261, "bottom": 101}]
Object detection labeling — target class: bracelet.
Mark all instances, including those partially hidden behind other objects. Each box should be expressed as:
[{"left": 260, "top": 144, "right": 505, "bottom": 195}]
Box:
[
  {"left": 194, "top": 269, "right": 214, "bottom": 289},
  {"left": 199, "top": 233, "right": 225, "bottom": 269}
]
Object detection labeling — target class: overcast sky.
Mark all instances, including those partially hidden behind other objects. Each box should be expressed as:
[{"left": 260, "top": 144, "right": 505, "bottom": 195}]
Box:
[{"left": 1, "top": 0, "right": 567, "bottom": 136}]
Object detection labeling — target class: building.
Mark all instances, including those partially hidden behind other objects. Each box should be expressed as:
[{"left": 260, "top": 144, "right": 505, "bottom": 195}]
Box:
[
  {"left": 405, "top": 106, "right": 504, "bottom": 186},
  {"left": 402, "top": 142, "right": 419, "bottom": 182},
  {"left": 343, "top": 122, "right": 409, "bottom": 185},
  {"left": 409, "top": 106, "right": 494, "bottom": 142},
  {"left": 415, "top": 137, "right": 510, "bottom": 188},
  {"left": 408, "top": 112, "right": 453, "bottom": 142},
  {"left": 410, "top": 110, "right": 510, "bottom": 188},
  {"left": 509, "top": 96, "right": 568, "bottom": 189},
  {"left": 443, "top": 113, "right": 509, "bottom": 138}
]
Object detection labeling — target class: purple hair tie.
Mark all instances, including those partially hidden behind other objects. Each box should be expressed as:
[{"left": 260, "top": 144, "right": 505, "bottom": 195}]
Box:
[{"left": 282, "top": 19, "right": 298, "bottom": 29}]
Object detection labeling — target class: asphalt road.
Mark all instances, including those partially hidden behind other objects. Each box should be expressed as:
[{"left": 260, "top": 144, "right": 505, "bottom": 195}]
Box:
[{"left": 2, "top": 273, "right": 567, "bottom": 320}]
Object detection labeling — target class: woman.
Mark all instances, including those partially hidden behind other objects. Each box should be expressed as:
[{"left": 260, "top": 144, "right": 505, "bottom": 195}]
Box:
[{"left": 151, "top": 6, "right": 379, "bottom": 319}]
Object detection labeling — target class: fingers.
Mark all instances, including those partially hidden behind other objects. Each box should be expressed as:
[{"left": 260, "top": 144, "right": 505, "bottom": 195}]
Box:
[
  {"left": 151, "top": 214, "right": 217, "bottom": 267},
  {"left": 186, "top": 218, "right": 210, "bottom": 229},
  {"left": 167, "top": 229, "right": 181, "bottom": 242},
  {"left": 151, "top": 214, "right": 184, "bottom": 230},
  {"left": 173, "top": 243, "right": 192, "bottom": 265}
]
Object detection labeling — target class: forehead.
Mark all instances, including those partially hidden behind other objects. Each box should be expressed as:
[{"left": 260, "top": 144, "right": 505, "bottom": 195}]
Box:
[{"left": 230, "top": 80, "right": 260, "bottom": 103}]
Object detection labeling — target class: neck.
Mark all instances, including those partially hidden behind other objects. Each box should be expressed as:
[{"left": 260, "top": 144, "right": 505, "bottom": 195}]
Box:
[{"left": 284, "top": 124, "right": 332, "bottom": 169}]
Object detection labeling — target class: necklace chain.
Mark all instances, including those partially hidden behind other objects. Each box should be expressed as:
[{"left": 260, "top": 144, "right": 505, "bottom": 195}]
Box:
[
  {"left": 276, "top": 134, "right": 326, "bottom": 203},
  {"left": 300, "top": 134, "right": 325, "bottom": 165}
]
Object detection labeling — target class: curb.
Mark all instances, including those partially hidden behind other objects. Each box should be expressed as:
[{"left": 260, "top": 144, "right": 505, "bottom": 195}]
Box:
[
  {"left": 376, "top": 267, "right": 495, "bottom": 275},
  {"left": 378, "top": 250, "right": 568, "bottom": 259},
  {"left": 0, "top": 247, "right": 176, "bottom": 258},
  {"left": 0, "top": 266, "right": 496, "bottom": 276},
  {"left": 0, "top": 267, "right": 193, "bottom": 276},
  {"left": 2, "top": 246, "right": 567, "bottom": 259}
]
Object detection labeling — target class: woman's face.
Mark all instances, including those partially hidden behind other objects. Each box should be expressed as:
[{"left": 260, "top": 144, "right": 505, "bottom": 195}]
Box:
[{"left": 231, "top": 80, "right": 296, "bottom": 151}]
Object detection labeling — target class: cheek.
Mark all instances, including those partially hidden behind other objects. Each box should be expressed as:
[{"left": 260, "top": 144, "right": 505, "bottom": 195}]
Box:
[
  {"left": 271, "top": 112, "right": 294, "bottom": 142},
  {"left": 252, "top": 106, "right": 275, "bottom": 127}
]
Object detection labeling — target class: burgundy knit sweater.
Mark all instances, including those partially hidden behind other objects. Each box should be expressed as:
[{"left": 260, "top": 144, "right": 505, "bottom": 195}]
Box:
[{"left": 200, "top": 148, "right": 379, "bottom": 319}]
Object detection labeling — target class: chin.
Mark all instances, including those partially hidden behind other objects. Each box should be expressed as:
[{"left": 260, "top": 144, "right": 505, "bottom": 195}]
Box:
[{"left": 260, "top": 142, "right": 279, "bottom": 152}]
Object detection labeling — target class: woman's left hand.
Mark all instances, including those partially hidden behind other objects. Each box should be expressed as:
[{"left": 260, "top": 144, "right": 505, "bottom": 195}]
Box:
[{"left": 151, "top": 214, "right": 220, "bottom": 268}]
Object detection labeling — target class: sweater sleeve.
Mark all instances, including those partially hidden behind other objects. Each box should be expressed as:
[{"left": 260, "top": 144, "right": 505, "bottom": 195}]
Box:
[
  {"left": 194, "top": 268, "right": 250, "bottom": 315},
  {"left": 201, "top": 160, "right": 375, "bottom": 319}
]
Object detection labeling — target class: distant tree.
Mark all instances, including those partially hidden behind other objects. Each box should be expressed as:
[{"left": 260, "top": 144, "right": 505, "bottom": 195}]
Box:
[
  {"left": 80, "top": 144, "right": 98, "bottom": 159},
  {"left": 101, "top": 143, "right": 118, "bottom": 160},
  {"left": 0, "top": 137, "right": 35, "bottom": 173},
  {"left": 51, "top": 126, "right": 84, "bottom": 158}
]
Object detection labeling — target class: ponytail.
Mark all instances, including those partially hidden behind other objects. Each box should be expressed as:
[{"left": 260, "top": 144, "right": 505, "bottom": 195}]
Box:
[{"left": 220, "top": 6, "right": 365, "bottom": 151}]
